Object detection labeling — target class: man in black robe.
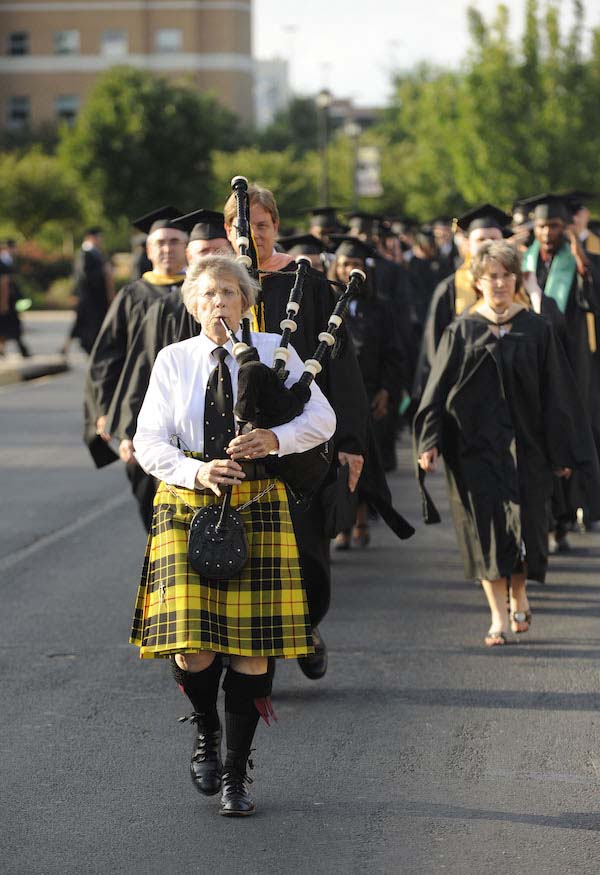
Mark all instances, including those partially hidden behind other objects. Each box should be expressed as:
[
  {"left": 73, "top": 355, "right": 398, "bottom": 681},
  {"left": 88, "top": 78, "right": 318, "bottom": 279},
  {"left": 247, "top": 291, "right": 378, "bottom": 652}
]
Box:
[
  {"left": 83, "top": 206, "right": 188, "bottom": 529},
  {"left": 521, "top": 193, "right": 600, "bottom": 545},
  {"left": 64, "top": 227, "right": 114, "bottom": 355},
  {"left": 110, "top": 209, "right": 231, "bottom": 471},
  {"left": 278, "top": 233, "right": 328, "bottom": 273},
  {"left": 431, "top": 216, "right": 460, "bottom": 280}
]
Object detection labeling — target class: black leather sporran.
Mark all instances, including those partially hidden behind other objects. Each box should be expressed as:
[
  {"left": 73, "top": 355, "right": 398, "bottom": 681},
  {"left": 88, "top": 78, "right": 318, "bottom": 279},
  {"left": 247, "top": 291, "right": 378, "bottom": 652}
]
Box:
[{"left": 187, "top": 504, "right": 249, "bottom": 579}]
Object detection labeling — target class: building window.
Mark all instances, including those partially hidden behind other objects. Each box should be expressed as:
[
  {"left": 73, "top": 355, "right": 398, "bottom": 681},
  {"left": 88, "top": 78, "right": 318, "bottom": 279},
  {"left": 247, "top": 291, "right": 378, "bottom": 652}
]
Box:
[
  {"left": 154, "top": 29, "right": 182, "bottom": 53},
  {"left": 54, "top": 30, "right": 80, "bottom": 55},
  {"left": 7, "top": 32, "right": 29, "bottom": 56},
  {"left": 55, "top": 95, "right": 80, "bottom": 125},
  {"left": 100, "top": 30, "right": 128, "bottom": 58},
  {"left": 7, "top": 96, "right": 30, "bottom": 128}
]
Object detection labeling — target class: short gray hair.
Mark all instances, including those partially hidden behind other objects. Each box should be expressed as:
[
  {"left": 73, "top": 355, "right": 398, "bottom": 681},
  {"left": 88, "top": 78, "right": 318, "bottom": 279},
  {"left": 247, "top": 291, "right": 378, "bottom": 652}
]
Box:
[
  {"left": 181, "top": 254, "right": 259, "bottom": 314},
  {"left": 471, "top": 239, "right": 523, "bottom": 297}
]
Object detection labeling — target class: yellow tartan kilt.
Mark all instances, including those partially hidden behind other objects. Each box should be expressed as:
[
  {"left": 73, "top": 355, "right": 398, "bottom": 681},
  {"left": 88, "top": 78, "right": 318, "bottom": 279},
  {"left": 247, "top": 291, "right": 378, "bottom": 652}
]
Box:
[{"left": 130, "top": 477, "right": 313, "bottom": 660}]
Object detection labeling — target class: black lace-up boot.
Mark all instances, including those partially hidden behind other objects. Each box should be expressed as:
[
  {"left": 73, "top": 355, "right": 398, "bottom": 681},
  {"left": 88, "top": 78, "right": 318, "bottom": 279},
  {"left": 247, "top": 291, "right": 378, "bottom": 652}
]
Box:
[
  {"left": 219, "top": 665, "right": 274, "bottom": 817},
  {"left": 171, "top": 656, "right": 223, "bottom": 795}
]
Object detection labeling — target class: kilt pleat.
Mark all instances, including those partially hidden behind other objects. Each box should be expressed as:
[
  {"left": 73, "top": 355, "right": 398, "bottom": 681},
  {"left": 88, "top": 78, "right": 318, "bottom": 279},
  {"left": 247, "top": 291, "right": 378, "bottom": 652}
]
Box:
[{"left": 130, "top": 475, "right": 313, "bottom": 659}]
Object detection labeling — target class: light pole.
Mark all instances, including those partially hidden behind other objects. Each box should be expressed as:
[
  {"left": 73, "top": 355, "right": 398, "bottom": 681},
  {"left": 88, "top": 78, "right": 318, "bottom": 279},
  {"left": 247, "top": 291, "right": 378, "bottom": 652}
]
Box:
[
  {"left": 344, "top": 120, "right": 362, "bottom": 212},
  {"left": 316, "top": 88, "right": 333, "bottom": 204}
]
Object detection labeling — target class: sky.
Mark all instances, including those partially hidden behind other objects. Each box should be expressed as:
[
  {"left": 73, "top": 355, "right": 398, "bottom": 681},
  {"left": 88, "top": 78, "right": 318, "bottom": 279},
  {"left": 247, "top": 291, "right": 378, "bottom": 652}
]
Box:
[{"left": 253, "top": 0, "right": 600, "bottom": 106}]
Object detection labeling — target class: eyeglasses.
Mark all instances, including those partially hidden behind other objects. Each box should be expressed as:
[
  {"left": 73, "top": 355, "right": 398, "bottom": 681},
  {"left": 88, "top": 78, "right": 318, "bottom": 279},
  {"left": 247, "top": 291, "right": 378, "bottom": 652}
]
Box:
[{"left": 479, "top": 272, "right": 516, "bottom": 286}]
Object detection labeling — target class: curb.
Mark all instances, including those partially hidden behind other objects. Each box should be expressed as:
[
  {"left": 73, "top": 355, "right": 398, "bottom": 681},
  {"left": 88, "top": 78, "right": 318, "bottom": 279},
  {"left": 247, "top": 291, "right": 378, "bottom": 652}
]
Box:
[{"left": 0, "top": 355, "right": 69, "bottom": 386}]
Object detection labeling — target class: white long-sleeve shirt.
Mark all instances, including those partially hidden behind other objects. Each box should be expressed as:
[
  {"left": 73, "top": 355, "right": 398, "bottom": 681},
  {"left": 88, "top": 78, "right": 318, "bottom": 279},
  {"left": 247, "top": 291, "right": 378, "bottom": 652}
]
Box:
[{"left": 133, "top": 330, "right": 336, "bottom": 488}]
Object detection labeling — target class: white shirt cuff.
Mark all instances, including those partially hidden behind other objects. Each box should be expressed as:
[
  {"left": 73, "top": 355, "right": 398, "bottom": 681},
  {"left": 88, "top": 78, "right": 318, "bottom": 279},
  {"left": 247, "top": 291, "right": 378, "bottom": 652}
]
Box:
[
  {"left": 271, "top": 423, "right": 296, "bottom": 457},
  {"left": 178, "top": 457, "right": 204, "bottom": 490}
]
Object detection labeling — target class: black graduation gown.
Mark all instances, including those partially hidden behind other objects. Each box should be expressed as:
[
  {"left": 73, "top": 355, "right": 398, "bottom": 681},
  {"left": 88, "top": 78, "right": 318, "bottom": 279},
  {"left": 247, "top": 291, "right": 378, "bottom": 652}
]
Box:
[
  {"left": 70, "top": 247, "right": 110, "bottom": 354},
  {"left": 83, "top": 276, "right": 184, "bottom": 467},
  {"left": 374, "top": 256, "right": 420, "bottom": 385},
  {"left": 408, "top": 257, "right": 443, "bottom": 326},
  {"left": 0, "top": 259, "right": 25, "bottom": 342},
  {"left": 344, "top": 295, "right": 406, "bottom": 467},
  {"left": 414, "top": 309, "right": 599, "bottom": 583},
  {"left": 537, "top": 254, "right": 600, "bottom": 520},
  {"left": 411, "top": 273, "right": 457, "bottom": 406}
]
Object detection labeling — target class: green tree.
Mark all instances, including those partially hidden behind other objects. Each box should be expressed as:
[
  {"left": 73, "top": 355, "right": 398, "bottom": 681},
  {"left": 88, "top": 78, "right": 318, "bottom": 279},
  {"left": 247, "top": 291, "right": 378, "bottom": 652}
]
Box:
[
  {"left": 58, "top": 66, "right": 238, "bottom": 221},
  {"left": 377, "top": 0, "right": 600, "bottom": 218},
  {"left": 211, "top": 147, "right": 321, "bottom": 223},
  {"left": 0, "top": 148, "right": 83, "bottom": 238},
  {"left": 257, "top": 97, "right": 320, "bottom": 155}
]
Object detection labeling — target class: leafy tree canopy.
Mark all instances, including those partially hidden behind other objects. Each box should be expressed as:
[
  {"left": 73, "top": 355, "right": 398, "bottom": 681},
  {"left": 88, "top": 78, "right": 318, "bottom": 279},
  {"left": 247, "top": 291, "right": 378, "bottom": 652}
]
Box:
[{"left": 58, "top": 66, "right": 238, "bottom": 221}]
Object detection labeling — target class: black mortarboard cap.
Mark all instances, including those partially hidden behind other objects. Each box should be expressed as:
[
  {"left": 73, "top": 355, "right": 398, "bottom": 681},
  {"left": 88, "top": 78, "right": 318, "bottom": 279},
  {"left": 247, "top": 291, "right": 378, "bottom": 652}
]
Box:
[
  {"left": 519, "top": 193, "right": 572, "bottom": 223},
  {"left": 304, "top": 206, "right": 345, "bottom": 231},
  {"left": 176, "top": 209, "right": 227, "bottom": 241},
  {"left": 456, "top": 203, "right": 512, "bottom": 234},
  {"left": 84, "top": 226, "right": 103, "bottom": 236},
  {"left": 346, "top": 211, "right": 382, "bottom": 236},
  {"left": 132, "top": 205, "right": 185, "bottom": 235},
  {"left": 330, "top": 235, "right": 376, "bottom": 260},
  {"left": 278, "top": 234, "right": 326, "bottom": 256}
]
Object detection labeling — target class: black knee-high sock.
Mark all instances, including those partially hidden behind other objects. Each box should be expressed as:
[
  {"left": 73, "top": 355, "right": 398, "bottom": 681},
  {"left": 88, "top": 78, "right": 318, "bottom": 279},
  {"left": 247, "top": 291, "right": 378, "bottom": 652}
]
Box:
[
  {"left": 171, "top": 656, "right": 222, "bottom": 732},
  {"left": 222, "top": 666, "right": 274, "bottom": 775}
]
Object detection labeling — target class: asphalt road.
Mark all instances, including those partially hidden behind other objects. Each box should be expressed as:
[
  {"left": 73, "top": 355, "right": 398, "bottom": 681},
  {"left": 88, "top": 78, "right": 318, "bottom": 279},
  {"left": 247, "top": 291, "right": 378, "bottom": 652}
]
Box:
[{"left": 1, "top": 316, "right": 600, "bottom": 874}]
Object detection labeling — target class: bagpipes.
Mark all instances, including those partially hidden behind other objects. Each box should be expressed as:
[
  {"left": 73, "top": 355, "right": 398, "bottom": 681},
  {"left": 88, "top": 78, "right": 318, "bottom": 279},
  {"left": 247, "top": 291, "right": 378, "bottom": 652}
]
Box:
[
  {"left": 221, "top": 268, "right": 366, "bottom": 502},
  {"left": 224, "top": 174, "right": 367, "bottom": 501}
]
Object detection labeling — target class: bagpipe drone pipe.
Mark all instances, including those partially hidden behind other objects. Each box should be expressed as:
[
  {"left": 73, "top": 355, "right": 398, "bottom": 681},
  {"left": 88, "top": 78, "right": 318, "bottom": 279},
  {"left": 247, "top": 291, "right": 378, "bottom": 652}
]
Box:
[{"left": 220, "top": 265, "right": 367, "bottom": 503}]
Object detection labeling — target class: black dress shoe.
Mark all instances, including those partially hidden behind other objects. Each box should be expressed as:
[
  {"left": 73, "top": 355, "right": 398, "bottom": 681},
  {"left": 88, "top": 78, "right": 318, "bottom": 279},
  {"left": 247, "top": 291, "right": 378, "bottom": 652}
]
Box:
[
  {"left": 219, "top": 770, "right": 255, "bottom": 817},
  {"left": 297, "top": 627, "right": 328, "bottom": 680},
  {"left": 187, "top": 717, "right": 222, "bottom": 796}
]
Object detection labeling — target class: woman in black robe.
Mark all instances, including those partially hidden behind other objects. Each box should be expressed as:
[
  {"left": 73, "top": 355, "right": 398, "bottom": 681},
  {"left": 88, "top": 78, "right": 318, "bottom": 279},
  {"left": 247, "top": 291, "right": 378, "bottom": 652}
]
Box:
[{"left": 414, "top": 240, "right": 598, "bottom": 646}]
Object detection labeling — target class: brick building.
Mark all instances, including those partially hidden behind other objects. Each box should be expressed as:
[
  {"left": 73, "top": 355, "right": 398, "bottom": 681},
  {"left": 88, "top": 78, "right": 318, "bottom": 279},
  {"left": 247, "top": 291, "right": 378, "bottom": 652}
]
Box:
[{"left": 0, "top": 0, "right": 254, "bottom": 130}]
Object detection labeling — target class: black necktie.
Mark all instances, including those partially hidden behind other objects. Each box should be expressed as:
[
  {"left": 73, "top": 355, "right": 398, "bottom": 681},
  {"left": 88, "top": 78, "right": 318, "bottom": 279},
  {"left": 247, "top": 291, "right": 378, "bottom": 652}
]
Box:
[{"left": 203, "top": 347, "right": 235, "bottom": 461}]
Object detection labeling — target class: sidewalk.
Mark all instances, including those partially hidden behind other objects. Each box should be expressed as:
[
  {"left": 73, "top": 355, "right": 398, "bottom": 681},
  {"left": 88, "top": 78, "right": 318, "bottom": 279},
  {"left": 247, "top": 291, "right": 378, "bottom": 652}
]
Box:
[
  {"left": 0, "top": 310, "right": 72, "bottom": 386},
  {"left": 0, "top": 353, "right": 69, "bottom": 386}
]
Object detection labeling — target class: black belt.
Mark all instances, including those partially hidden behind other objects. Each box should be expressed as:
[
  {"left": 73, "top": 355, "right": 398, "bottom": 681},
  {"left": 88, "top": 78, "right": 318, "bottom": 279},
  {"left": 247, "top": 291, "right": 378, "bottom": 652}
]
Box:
[{"left": 238, "top": 460, "right": 269, "bottom": 480}]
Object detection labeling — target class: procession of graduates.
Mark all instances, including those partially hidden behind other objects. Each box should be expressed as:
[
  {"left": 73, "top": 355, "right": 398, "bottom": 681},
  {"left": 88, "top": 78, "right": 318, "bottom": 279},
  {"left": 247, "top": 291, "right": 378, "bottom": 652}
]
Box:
[{"left": 82, "top": 181, "right": 600, "bottom": 817}]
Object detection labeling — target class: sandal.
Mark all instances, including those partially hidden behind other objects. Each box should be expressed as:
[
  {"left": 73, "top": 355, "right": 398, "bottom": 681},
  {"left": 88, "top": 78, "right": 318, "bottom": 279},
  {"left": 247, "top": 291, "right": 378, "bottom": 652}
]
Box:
[
  {"left": 352, "top": 523, "right": 370, "bottom": 548},
  {"left": 510, "top": 610, "right": 532, "bottom": 634},
  {"left": 484, "top": 628, "right": 507, "bottom": 647},
  {"left": 334, "top": 531, "right": 351, "bottom": 551}
]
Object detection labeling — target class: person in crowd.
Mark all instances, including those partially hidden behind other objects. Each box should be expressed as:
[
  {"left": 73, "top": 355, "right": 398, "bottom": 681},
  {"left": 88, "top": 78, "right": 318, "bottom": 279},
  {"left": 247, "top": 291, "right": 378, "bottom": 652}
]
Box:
[
  {"left": 521, "top": 192, "right": 600, "bottom": 545},
  {"left": 83, "top": 206, "right": 188, "bottom": 529},
  {"left": 327, "top": 235, "right": 407, "bottom": 546},
  {"left": 130, "top": 234, "right": 153, "bottom": 281},
  {"left": 107, "top": 208, "right": 231, "bottom": 472},
  {"left": 431, "top": 216, "right": 460, "bottom": 279},
  {"left": 61, "top": 227, "right": 114, "bottom": 355},
  {"left": 305, "top": 206, "right": 346, "bottom": 253},
  {"left": 278, "top": 233, "right": 328, "bottom": 272},
  {"left": 183, "top": 209, "right": 232, "bottom": 263},
  {"left": 222, "top": 185, "right": 370, "bottom": 677},
  {"left": 0, "top": 239, "right": 31, "bottom": 358},
  {"left": 131, "top": 254, "right": 336, "bottom": 816},
  {"left": 567, "top": 191, "right": 600, "bottom": 256},
  {"left": 412, "top": 204, "right": 511, "bottom": 404},
  {"left": 108, "top": 184, "right": 371, "bottom": 683},
  {"left": 415, "top": 240, "right": 598, "bottom": 646}
]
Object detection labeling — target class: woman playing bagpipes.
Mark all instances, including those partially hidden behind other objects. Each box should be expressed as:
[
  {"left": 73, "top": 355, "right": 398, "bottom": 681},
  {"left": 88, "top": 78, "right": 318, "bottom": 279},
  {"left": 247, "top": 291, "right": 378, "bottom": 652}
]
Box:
[{"left": 131, "top": 254, "right": 336, "bottom": 816}]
